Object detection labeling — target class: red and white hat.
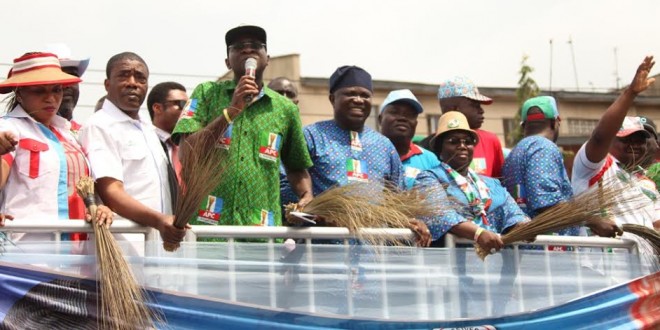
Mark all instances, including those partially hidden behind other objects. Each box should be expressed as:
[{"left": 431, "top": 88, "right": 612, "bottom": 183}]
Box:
[{"left": 0, "top": 53, "right": 82, "bottom": 94}]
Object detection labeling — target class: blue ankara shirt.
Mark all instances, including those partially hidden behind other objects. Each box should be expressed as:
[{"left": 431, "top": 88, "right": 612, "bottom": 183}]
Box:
[
  {"left": 414, "top": 165, "right": 528, "bottom": 241},
  {"left": 401, "top": 144, "right": 440, "bottom": 190},
  {"left": 502, "top": 135, "right": 578, "bottom": 236},
  {"left": 281, "top": 120, "right": 403, "bottom": 204}
]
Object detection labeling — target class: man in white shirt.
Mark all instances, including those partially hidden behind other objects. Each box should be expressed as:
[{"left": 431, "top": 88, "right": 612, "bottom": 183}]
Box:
[
  {"left": 571, "top": 56, "right": 659, "bottom": 231},
  {"left": 79, "top": 52, "right": 186, "bottom": 246},
  {"left": 147, "top": 81, "right": 188, "bottom": 183}
]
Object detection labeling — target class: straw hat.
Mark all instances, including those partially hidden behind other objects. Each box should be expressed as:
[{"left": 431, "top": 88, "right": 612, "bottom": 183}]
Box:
[
  {"left": 0, "top": 53, "right": 82, "bottom": 94},
  {"left": 429, "top": 111, "right": 479, "bottom": 151}
]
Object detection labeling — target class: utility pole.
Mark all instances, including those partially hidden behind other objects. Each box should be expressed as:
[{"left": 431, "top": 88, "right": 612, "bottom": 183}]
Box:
[
  {"left": 549, "top": 39, "right": 554, "bottom": 92},
  {"left": 613, "top": 47, "right": 621, "bottom": 89},
  {"left": 568, "top": 36, "right": 579, "bottom": 91}
]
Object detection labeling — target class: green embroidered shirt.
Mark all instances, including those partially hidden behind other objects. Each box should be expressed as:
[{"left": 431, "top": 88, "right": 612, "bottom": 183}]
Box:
[{"left": 172, "top": 80, "right": 312, "bottom": 227}]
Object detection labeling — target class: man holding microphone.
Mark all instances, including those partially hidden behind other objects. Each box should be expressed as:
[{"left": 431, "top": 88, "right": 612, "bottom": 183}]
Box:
[{"left": 172, "top": 25, "right": 313, "bottom": 228}]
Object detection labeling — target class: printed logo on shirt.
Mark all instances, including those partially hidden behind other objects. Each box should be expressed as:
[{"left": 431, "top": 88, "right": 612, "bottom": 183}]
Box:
[
  {"left": 404, "top": 166, "right": 421, "bottom": 179},
  {"left": 470, "top": 157, "right": 487, "bottom": 174},
  {"left": 217, "top": 124, "right": 233, "bottom": 150},
  {"left": 180, "top": 99, "right": 198, "bottom": 119},
  {"left": 249, "top": 208, "right": 274, "bottom": 226},
  {"left": 197, "top": 195, "right": 223, "bottom": 225},
  {"left": 346, "top": 158, "right": 369, "bottom": 182},
  {"left": 350, "top": 131, "right": 363, "bottom": 152},
  {"left": 258, "top": 132, "right": 282, "bottom": 162},
  {"left": 637, "top": 176, "right": 658, "bottom": 201},
  {"left": 512, "top": 184, "right": 527, "bottom": 208}
]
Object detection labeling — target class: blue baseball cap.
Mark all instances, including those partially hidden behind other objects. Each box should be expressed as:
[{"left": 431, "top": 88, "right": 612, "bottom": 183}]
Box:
[{"left": 379, "top": 89, "right": 423, "bottom": 114}]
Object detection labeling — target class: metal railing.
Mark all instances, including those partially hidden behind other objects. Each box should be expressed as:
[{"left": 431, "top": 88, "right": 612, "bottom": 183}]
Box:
[{"left": 1, "top": 219, "right": 647, "bottom": 320}]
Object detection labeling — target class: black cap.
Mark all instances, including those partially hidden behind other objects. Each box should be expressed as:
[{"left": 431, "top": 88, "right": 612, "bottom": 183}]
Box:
[
  {"left": 225, "top": 25, "right": 267, "bottom": 47},
  {"left": 328, "top": 65, "right": 372, "bottom": 94}
]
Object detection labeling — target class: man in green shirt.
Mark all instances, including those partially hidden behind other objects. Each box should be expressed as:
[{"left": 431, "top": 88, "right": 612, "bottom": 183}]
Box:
[{"left": 172, "top": 25, "right": 313, "bottom": 227}]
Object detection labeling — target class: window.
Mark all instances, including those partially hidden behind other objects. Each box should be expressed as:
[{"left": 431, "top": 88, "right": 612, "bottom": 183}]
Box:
[
  {"left": 502, "top": 118, "right": 518, "bottom": 147},
  {"left": 427, "top": 114, "right": 442, "bottom": 135},
  {"left": 567, "top": 119, "right": 598, "bottom": 136}
]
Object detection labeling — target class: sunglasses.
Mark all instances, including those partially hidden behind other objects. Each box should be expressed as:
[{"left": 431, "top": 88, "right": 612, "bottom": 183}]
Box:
[
  {"left": 229, "top": 41, "right": 266, "bottom": 51},
  {"left": 162, "top": 100, "right": 187, "bottom": 109},
  {"left": 446, "top": 137, "right": 477, "bottom": 146}
]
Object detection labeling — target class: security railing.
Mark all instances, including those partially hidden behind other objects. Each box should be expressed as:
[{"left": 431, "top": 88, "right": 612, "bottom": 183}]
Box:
[{"left": 1, "top": 219, "right": 647, "bottom": 319}]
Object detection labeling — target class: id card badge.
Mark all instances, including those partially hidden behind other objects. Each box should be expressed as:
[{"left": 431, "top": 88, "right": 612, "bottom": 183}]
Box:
[
  {"left": 180, "top": 99, "right": 198, "bottom": 119},
  {"left": 346, "top": 158, "right": 369, "bottom": 182},
  {"left": 217, "top": 124, "right": 233, "bottom": 150},
  {"left": 350, "top": 131, "right": 363, "bottom": 152},
  {"left": 470, "top": 158, "right": 487, "bottom": 175},
  {"left": 404, "top": 166, "right": 421, "bottom": 180},
  {"left": 251, "top": 209, "right": 274, "bottom": 226},
  {"left": 258, "top": 132, "right": 282, "bottom": 162},
  {"left": 512, "top": 184, "right": 527, "bottom": 208},
  {"left": 197, "top": 195, "right": 223, "bottom": 225}
]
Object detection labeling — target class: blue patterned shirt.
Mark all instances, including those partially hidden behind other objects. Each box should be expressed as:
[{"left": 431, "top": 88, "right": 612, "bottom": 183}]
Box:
[
  {"left": 401, "top": 143, "right": 440, "bottom": 190},
  {"left": 414, "top": 165, "right": 527, "bottom": 241},
  {"left": 282, "top": 120, "right": 403, "bottom": 204},
  {"left": 502, "top": 135, "right": 578, "bottom": 236}
]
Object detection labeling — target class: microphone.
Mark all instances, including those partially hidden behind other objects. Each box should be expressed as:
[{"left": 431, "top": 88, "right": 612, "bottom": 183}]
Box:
[{"left": 244, "top": 58, "right": 257, "bottom": 103}]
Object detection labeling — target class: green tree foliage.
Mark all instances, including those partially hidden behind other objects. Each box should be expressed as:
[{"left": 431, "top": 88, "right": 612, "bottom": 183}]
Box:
[{"left": 507, "top": 55, "right": 540, "bottom": 146}]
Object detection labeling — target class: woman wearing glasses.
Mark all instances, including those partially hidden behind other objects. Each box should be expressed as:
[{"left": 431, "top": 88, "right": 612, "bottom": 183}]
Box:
[
  {"left": 414, "top": 111, "right": 529, "bottom": 253},
  {"left": 0, "top": 52, "right": 112, "bottom": 244}
]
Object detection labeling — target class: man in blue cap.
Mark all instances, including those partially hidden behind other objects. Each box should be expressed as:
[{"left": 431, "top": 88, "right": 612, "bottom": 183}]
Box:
[{"left": 379, "top": 89, "right": 439, "bottom": 189}]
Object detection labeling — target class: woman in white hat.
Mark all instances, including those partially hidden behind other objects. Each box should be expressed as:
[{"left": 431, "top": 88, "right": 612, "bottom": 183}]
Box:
[{"left": 0, "top": 52, "right": 112, "bottom": 242}]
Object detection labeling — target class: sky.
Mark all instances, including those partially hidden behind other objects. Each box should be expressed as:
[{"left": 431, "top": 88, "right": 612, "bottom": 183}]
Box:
[{"left": 1, "top": 0, "right": 659, "bottom": 122}]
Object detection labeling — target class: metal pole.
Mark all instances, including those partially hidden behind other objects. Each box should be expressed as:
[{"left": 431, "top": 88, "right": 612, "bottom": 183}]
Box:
[
  {"left": 568, "top": 36, "right": 580, "bottom": 91},
  {"left": 614, "top": 47, "right": 621, "bottom": 89},
  {"left": 549, "top": 39, "right": 554, "bottom": 92}
]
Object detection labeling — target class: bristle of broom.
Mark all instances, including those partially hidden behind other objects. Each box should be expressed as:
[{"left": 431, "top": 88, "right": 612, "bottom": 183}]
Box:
[
  {"left": 622, "top": 224, "right": 660, "bottom": 256},
  {"left": 76, "top": 176, "right": 158, "bottom": 329},
  {"left": 165, "top": 130, "right": 227, "bottom": 252},
  {"left": 296, "top": 182, "right": 448, "bottom": 246},
  {"left": 475, "top": 176, "right": 652, "bottom": 260}
]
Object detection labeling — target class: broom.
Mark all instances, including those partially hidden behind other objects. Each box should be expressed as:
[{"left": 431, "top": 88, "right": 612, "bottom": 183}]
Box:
[
  {"left": 474, "top": 176, "right": 651, "bottom": 260},
  {"left": 286, "top": 182, "right": 449, "bottom": 246},
  {"left": 165, "top": 129, "right": 227, "bottom": 252},
  {"left": 76, "top": 176, "right": 156, "bottom": 329},
  {"left": 622, "top": 223, "right": 660, "bottom": 256}
]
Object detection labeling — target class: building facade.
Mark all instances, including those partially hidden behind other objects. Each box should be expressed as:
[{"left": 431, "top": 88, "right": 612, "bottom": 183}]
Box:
[{"left": 224, "top": 54, "right": 660, "bottom": 174}]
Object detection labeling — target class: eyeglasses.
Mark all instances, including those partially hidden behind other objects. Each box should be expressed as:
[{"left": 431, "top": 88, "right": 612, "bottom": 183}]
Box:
[
  {"left": 446, "top": 137, "right": 477, "bottom": 146},
  {"left": 162, "top": 100, "right": 187, "bottom": 109},
  {"left": 229, "top": 41, "right": 266, "bottom": 51}
]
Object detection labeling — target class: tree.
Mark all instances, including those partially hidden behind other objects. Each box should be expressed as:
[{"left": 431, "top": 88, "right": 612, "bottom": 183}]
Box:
[{"left": 508, "top": 55, "right": 540, "bottom": 146}]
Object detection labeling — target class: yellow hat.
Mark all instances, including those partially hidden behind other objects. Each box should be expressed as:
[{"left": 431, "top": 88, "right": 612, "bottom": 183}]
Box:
[{"left": 430, "top": 111, "right": 479, "bottom": 150}]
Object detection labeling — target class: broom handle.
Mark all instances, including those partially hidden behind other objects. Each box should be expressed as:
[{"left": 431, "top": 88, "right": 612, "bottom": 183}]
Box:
[{"left": 83, "top": 196, "right": 98, "bottom": 224}]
